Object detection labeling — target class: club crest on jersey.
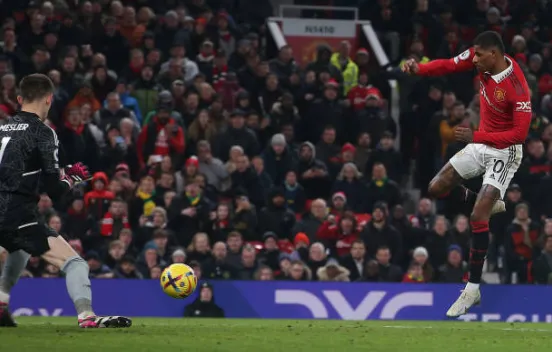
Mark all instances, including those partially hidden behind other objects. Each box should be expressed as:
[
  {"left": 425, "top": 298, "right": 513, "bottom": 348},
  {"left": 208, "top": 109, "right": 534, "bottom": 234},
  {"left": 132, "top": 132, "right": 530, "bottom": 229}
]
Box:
[{"left": 494, "top": 87, "right": 506, "bottom": 102}]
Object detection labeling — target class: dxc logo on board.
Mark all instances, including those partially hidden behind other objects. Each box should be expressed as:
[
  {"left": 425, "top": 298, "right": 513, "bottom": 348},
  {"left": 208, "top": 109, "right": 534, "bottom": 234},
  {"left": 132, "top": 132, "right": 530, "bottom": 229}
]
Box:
[{"left": 275, "top": 290, "right": 433, "bottom": 320}]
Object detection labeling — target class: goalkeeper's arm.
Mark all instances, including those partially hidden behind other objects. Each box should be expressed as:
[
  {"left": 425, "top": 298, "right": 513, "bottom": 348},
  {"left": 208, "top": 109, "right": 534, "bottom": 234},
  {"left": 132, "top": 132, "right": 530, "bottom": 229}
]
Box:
[{"left": 38, "top": 127, "right": 91, "bottom": 200}]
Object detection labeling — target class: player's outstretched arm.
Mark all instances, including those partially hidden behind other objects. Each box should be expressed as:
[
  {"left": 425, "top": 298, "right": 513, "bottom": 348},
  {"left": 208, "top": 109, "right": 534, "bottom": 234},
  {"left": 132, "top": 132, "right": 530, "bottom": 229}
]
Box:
[{"left": 402, "top": 48, "right": 475, "bottom": 77}]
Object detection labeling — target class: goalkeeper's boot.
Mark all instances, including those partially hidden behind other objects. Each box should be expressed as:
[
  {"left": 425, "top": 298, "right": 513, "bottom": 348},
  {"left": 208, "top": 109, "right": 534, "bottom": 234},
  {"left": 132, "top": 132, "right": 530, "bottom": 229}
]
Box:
[
  {"left": 446, "top": 289, "right": 481, "bottom": 318},
  {"left": 491, "top": 200, "right": 506, "bottom": 216},
  {"left": 78, "top": 315, "right": 132, "bottom": 328},
  {"left": 0, "top": 302, "right": 17, "bottom": 327}
]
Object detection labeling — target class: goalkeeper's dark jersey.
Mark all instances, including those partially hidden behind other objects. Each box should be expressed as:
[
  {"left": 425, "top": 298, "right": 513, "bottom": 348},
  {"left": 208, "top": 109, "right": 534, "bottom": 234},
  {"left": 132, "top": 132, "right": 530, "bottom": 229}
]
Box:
[{"left": 0, "top": 111, "right": 69, "bottom": 228}]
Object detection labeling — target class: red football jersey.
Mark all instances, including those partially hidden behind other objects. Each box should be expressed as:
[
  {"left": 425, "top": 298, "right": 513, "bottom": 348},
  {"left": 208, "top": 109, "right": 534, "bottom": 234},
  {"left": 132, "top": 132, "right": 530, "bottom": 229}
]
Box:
[{"left": 417, "top": 47, "right": 532, "bottom": 150}]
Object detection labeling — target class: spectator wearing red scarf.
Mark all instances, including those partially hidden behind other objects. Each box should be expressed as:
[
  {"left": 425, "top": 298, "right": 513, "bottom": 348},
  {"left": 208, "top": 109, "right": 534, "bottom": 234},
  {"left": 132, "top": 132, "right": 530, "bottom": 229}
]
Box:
[{"left": 120, "top": 48, "right": 145, "bottom": 82}]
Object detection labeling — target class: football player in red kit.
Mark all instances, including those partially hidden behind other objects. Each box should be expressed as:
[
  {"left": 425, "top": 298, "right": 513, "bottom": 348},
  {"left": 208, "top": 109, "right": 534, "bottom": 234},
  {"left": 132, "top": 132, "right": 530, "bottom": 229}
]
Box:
[{"left": 402, "top": 31, "right": 531, "bottom": 317}]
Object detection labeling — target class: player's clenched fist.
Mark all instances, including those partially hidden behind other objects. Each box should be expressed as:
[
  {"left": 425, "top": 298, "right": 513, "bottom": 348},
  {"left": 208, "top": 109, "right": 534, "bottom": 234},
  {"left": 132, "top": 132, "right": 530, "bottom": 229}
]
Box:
[
  {"left": 401, "top": 58, "right": 419, "bottom": 74},
  {"left": 454, "top": 127, "right": 474, "bottom": 143}
]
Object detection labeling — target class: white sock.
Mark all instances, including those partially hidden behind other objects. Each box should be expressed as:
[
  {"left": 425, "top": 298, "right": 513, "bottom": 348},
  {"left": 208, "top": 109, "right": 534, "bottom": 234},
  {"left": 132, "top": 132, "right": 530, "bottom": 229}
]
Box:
[
  {"left": 0, "top": 289, "right": 9, "bottom": 304},
  {"left": 465, "top": 282, "right": 480, "bottom": 292},
  {"left": 78, "top": 311, "right": 95, "bottom": 320}
]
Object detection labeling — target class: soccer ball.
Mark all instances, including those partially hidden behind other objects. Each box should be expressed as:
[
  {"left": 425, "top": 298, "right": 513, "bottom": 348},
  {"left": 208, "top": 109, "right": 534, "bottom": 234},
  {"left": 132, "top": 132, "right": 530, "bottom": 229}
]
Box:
[{"left": 160, "top": 263, "right": 198, "bottom": 299}]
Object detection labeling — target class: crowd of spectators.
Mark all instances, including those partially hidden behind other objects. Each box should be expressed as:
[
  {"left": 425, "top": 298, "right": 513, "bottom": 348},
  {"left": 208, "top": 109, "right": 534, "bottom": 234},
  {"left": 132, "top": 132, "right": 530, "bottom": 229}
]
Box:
[{"left": 1, "top": 0, "right": 552, "bottom": 286}]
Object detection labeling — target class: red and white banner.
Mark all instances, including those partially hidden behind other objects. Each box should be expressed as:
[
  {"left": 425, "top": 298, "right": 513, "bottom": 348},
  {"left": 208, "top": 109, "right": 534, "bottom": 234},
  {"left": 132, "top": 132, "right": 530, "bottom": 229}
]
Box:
[{"left": 281, "top": 18, "right": 357, "bottom": 67}]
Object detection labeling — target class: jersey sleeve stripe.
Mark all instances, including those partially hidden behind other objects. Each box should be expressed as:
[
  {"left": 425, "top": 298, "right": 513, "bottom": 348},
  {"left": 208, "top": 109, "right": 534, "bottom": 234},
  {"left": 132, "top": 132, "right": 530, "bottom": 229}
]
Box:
[{"left": 47, "top": 124, "right": 59, "bottom": 147}]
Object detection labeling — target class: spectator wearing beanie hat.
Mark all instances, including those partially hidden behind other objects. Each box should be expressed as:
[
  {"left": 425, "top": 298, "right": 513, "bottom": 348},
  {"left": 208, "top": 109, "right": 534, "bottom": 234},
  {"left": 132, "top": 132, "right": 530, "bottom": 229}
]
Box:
[
  {"left": 341, "top": 143, "right": 356, "bottom": 163},
  {"left": 412, "top": 246, "right": 434, "bottom": 282},
  {"left": 330, "top": 191, "right": 348, "bottom": 215},
  {"left": 142, "top": 90, "right": 184, "bottom": 126},
  {"left": 183, "top": 282, "right": 225, "bottom": 318},
  {"left": 438, "top": 245, "right": 468, "bottom": 283},
  {"left": 174, "top": 156, "right": 200, "bottom": 194},
  {"left": 262, "top": 133, "right": 297, "bottom": 186},
  {"left": 290, "top": 232, "right": 310, "bottom": 262}
]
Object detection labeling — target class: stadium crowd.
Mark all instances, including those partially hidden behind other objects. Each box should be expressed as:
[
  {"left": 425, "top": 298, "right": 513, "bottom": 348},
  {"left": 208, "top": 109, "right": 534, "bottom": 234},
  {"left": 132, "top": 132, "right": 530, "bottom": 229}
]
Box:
[{"left": 0, "top": 0, "right": 552, "bottom": 286}]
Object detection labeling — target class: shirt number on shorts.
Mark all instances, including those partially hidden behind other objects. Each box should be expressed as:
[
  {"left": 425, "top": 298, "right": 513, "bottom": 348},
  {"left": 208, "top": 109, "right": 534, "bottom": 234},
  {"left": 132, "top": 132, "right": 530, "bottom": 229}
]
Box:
[{"left": 493, "top": 160, "right": 505, "bottom": 173}]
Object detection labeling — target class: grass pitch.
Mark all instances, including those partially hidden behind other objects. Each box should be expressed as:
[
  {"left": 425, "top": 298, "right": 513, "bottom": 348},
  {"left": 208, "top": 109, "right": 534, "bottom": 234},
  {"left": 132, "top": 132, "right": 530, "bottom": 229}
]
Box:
[{"left": 1, "top": 317, "right": 551, "bottom": 351}]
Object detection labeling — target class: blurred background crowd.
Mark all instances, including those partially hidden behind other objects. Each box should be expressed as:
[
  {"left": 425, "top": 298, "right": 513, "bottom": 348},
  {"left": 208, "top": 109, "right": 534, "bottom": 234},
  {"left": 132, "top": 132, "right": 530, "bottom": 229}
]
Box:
[{"left": 0, "top": 0, "right": 552, "bottom": 288}]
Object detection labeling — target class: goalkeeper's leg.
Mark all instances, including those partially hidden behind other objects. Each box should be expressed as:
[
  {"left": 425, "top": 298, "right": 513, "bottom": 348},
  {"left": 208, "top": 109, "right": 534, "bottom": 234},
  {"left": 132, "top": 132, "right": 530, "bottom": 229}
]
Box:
[
  {"left": 0, "top": 250, "right": 31, "bottom": 327},
  {"left": 42, "top": 235, "right": 131, "bottom": 328}
]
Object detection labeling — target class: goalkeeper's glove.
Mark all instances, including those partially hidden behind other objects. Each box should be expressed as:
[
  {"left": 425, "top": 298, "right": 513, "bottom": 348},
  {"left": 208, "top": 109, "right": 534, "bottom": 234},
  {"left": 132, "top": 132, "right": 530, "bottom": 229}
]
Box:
[{"left": 61, "top": 162, "right": 91, "bottom": 187}]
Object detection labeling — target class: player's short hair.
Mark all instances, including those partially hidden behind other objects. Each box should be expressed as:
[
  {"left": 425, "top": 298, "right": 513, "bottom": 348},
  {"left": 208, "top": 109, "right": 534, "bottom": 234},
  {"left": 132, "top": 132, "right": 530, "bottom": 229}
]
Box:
[
  {"left": 473, "top": 31, "right": 505, "bottom": 54},
  {"left": 19, "top": 74, "right": 54, "bottom": 102}
]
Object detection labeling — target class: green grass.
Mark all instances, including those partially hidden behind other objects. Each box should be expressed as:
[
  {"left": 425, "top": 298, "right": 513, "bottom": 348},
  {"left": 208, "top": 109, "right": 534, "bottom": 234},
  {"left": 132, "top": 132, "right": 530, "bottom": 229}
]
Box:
[{"left": 1, "top": 318, "right": 552, "bottom": 351}]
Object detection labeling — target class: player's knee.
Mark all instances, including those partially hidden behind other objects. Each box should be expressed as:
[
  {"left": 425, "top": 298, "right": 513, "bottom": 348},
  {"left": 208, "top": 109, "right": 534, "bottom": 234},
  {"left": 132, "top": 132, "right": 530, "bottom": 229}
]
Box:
[{"left": 427, "top": 179, "right": 443, "bottom": 198}]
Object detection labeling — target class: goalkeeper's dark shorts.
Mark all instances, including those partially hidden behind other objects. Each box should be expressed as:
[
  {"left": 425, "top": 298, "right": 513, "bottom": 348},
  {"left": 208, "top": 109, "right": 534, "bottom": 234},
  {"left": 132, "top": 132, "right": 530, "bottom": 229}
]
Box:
[{"left": 0, "top": 207, "right": 57, "bottom": 256}]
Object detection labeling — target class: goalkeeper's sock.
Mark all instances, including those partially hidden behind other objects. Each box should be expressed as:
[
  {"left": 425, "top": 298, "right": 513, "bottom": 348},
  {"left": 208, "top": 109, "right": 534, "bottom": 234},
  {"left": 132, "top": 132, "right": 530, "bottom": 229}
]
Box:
[
  {"left": 0, "top": 250, "right": 31, "bottom": 302},
  {"left": 61, "top": 256, "right": 94, "bottom": 316},
  {"left": 467, "top": 220, "right": 489, "bottom": 287}
]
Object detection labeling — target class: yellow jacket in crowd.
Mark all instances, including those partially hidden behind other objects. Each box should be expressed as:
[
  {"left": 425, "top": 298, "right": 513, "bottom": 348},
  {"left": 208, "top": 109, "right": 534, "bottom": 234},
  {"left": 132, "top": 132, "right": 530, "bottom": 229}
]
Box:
[{"left": 330, "top": 53, "right": 359, "bottom": 95}]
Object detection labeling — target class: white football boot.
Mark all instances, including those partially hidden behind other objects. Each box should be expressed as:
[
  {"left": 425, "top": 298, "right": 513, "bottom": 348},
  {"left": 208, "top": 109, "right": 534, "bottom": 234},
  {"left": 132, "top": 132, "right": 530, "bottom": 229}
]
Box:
[{"left": 446, "top": 289, "right": 481, "bottom": 318}]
